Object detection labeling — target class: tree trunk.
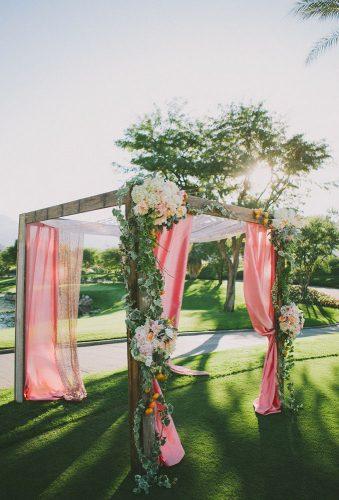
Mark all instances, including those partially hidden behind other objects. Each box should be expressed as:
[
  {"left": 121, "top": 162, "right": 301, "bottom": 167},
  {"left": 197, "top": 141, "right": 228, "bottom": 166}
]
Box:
[
  {"left": 217, "top": 265, "right": 223, "bottom": 286},
  {"left": 225, "top": 262, "right": 236, "bottom": 311},
  {"left": 218, "top": 234, "right": 244, "bottom": 312}
]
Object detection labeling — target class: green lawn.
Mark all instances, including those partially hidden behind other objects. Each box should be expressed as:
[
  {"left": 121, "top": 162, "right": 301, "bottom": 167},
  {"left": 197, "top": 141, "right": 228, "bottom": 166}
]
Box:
[
  {"left": 0, "top": 334, "right": 338, "bottom": 499},
  {"left": 1, "top": 280, "right": 338, "bottom": 349}
]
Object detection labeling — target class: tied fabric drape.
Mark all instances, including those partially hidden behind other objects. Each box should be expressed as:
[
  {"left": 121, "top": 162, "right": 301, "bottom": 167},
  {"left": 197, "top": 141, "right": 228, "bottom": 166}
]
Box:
[
  {"left": 243, "top": 223, "right": 281, "bottom": 415},
  {"left": 155, "top": 216, "right": 208, "bottom": 377},
  {"left": 25, "top": 223, "right": 86, "bottom": 401},
  {"left": 150, "top": 216, "right": 194, "bottom": 467},
  {"left": 155, "top": 216, "right": 193, "bottom": 328}
]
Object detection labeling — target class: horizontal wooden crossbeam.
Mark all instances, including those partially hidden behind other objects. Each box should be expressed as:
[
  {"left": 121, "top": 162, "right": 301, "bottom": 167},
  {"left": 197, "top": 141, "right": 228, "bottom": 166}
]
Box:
[
  {"left": 187, "top": 195, "right": 260, "bottom": 224},
  {"left": 23, "top": 191, "right": 260, "bottom": 225},
  {"left": 24, "top": 190, "right": 125, "bottom": 223}
]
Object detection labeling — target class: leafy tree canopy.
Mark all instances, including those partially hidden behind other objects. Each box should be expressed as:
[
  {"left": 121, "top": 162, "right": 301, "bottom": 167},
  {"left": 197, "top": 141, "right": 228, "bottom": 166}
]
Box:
[
  {"left": 116, "top": 102, "right": 329, "bottom": 212},
  {"left": 293, "top": 215, "right": 339, "bottom": 295}
]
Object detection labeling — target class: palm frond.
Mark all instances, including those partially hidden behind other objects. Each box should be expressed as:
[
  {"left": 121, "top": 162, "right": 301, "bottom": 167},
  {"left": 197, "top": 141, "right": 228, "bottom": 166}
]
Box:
[
  {"left": 293, "top": 0, "right": 339, "bottom": 21},
  {"left": 306, "top": 29, "right": 339, "bottom": 62}
]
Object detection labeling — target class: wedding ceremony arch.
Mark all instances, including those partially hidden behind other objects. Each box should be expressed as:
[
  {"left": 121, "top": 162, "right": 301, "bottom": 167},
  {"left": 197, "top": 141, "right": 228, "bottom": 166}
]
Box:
[{"left": 14, "top": 176, "right": 303, "bottom": 492}]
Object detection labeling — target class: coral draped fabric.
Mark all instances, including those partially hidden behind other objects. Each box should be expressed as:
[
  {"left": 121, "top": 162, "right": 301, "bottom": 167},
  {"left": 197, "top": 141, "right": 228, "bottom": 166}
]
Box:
[
  {"left": 152, "top": 216, "right": 194, "bottom": 466},
  {"left": 243, "top": 223, "right": 281, "bottom": 415},
  {"left": 155, "top": 216, "right": 193, "bottom": 328},
  {"left": 24, "top": 223, "right": 65, "bottom": 400},
  {"left": 24, "top": 223, "right": 86, "bottom": 401}
]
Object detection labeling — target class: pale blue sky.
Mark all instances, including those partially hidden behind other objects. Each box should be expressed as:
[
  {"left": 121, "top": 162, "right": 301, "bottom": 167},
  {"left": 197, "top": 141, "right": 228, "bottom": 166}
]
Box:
[{"left": 1, "top": 0, "right": 338, "bottom": 221}]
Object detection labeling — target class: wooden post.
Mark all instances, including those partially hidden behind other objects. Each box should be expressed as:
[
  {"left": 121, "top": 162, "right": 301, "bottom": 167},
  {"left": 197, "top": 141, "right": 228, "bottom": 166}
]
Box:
[
  {"left": 14, "top": 214, "right": 26, "bottom": 403},
  {"left": 275, "top": 253, "right": 284, "bottom": 404},
  {"left": 125, "top": 195, "right": 141, "bottom": 471}
]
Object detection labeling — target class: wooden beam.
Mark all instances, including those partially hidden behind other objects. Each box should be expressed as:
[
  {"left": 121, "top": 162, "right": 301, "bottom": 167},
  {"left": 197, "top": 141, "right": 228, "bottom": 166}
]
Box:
[
  {"left": 24, "top": 190, "right": 126, "bottom": 223},
  {"left": 125, "top": 193, "right": 141, "bottom": 472},
  {"left": 187, "top": 195, "right": 260, "bottom": 224},
  {"left": 14, "top": 214, "right": 26, "bottom": 402}
]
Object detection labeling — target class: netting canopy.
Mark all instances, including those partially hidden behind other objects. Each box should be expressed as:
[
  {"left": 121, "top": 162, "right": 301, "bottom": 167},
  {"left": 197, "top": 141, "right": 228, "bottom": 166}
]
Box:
[{"left": 43, "top": 213, "right": 245, "bottom": 244}]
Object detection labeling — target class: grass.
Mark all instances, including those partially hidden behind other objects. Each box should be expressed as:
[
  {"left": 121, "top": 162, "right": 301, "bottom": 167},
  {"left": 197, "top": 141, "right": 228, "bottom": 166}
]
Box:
[
  {"left": 1, "top": 279, "right": 338, "bottom": 349},
  {"left": 0, "top": 334, "right": 338, "bottom": 499}
]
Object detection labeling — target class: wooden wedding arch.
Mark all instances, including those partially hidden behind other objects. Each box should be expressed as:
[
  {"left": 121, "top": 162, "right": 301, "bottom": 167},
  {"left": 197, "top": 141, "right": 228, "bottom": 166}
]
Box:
[{"left": 15, "top": 189, "right": 266, "bottom": 469}]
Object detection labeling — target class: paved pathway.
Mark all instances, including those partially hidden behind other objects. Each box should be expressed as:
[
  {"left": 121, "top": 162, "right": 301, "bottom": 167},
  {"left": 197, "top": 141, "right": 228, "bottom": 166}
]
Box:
[
  {"left": 313, "top": 287, "right": 339, "bottom": 300},
  {"left": 1, "top": 325, "right": 338, "bottom": 389}
]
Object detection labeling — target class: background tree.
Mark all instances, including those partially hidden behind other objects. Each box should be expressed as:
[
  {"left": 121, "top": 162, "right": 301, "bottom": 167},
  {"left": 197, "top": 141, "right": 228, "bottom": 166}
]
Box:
[
  {"left": 117, "top": 102, "right": 329, "bottom": 311},
  {"left": 292, "top": 0, "right": 339, "bottom": 63},
  {"left": 293, "top": 216, "right": 339, "bottom": 298},
  {"left": 82, "top": 248, "right": 98, "bottom": 270},
  {"left": 0, "top": 241, "right": 17, "bottom": 275},
  {"left": 99, "top": 248, "right": 122, "bottom": 280}
]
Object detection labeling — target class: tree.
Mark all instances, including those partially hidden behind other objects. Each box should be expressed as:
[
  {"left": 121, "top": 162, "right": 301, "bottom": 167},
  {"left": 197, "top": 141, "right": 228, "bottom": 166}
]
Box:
[
  {"left": 99, "top": 248, "right": 122, "bottom": 279},
  {"left": 1, "top": 241, "right": 17, "bottom": 272},
  {"left": 292, "top": 0, "right": 339, "bottom": 63},
  {"left": 293, "top": 216, "right": 339, "bottom": 298},
  {"left": 116, "top": 102, "right": 329, "bottom": 311},
  {"left": 187, "top": 244, "right": 206, "bottom": 279},
  {"left": 82, "top": 248, "right": 98, "bottom": 270}
]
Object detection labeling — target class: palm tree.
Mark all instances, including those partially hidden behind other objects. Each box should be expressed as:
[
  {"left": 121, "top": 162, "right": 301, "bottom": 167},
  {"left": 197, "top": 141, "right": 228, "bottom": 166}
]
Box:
[{"left": 293, "top": 0, "right": 339, "bottom": 63}]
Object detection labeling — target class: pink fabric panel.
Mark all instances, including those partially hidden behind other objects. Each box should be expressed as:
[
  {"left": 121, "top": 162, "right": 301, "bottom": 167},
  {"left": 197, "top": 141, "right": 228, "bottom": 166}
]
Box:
[
  {"left": 24, "top": 223, "right": 65, "bottom": 400},
  {"left": 152, "top": 217, "right": 192, "bottom": 466},
  {"left": 243, "top": 223, "right": 281, "bottom": 415},
  {"left": 155, "top": 216, "right": 193, "bottom": 328},
  {"left": 153, "top": 379, "right": 185, "bottom": 466}
]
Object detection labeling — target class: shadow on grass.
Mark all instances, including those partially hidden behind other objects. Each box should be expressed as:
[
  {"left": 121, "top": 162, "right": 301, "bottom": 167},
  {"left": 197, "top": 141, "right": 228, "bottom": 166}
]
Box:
[{"left": 1, "top": 356, "right": 338, "bottom": 499}]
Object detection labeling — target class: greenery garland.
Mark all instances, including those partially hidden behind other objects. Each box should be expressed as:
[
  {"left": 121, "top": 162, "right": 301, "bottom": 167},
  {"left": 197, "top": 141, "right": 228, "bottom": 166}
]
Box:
[
  {"left": 113, "top": 175, "right": 186, "bottom": 494},
  {"left": 270, "top": 222, "right": 303, "bottom": 413}
]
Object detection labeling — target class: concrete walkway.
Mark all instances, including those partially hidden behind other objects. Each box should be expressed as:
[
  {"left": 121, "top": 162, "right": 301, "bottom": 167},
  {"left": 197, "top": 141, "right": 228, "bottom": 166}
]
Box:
[{"left": 1, "top": 325, "right": 338, "bottom": 389}]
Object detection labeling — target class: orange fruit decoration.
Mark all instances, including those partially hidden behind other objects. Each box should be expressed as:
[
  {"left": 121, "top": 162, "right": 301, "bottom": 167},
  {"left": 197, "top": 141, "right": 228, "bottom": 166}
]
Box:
[
  {"left": 149, "top": 401, "right": 156, "bottom": 409},
  {"left": 145, "top": 408, "right": 153, "bottom": 415},
  {"left": 152, "top": 393, "right": 160, "bottom": 400}
]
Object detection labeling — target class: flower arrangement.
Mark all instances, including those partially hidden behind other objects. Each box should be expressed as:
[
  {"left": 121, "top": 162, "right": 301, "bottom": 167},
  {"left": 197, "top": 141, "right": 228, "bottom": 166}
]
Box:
[
  {"left": 279, "top": 303, "right": 305, "bottom": 338},
  {"left": 131, "top": 318, "right": 177, "bottom": 368},
  {"left": 273, "top": 208, "right": 303, "bottom": 229},
  {"left": 270, "top": 216, "right": 303, "bottom": 413},
  {"left": 252, "top": 208, "right": 271, "bottom": 226},
  {"left": 112, "top": 175, "right": 185, "bottom": 493},
  {"left": 131, "top": 175, "right": 187, "bottom": 226}
]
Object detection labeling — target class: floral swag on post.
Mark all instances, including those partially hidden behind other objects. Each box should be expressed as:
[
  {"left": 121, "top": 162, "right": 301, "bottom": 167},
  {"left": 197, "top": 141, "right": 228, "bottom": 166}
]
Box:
[
  {"left": 113, "top": 175, "right": 187, "bottom": 494},
  {"left": 270, "top": 209, "right": 305, "bottom": 412},
  {"left": 252, "top": 207, "right": 305, "bottom": 412}
]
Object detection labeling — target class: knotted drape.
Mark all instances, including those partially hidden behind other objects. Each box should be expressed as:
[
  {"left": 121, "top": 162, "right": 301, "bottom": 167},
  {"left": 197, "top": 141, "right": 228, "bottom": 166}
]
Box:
[
  {"left": 243, "top": 223, "right": 281, "bottom": 415},
  {"left": 24, "top": 222, "right": 86, "bottom": 401},
  {"left": 150, "top": 216, "right": 193, "bottom": 466}
]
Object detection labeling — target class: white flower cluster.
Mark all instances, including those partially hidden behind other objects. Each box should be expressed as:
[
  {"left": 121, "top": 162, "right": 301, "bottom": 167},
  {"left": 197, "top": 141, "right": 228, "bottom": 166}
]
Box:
[
  {"left": 279, "top": 302, "right": 305, "bottom": 338},
  {"left": 273, "top": 208, "right": 304, "bottom": 230},
  {"left": 131, "top": 319, "right": 177, "bottom": 367},
  {"left": 131, "top": 176, "right": 187, "bottom": 226}
]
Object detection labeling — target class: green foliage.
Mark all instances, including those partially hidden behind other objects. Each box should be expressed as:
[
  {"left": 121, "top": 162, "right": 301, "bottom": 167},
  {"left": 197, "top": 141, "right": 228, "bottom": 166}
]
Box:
[
  {"left": 0, "top": 241, "right": 17, "bottom": 276},
  {"left": 309, "top": 255, "right": 339, "bottom": 287},
  {"left": 187, "top": 242, "right": 223, "bottom": 279},
  {"left": 292, "top": 0, "right": 339, "bottom": 63},
  {"left": 290, "top": 284, "right": 339, "bottom": 308},
  {"left": 293, "top": 216, "right": 339, "bottom": 298},
  {"left": 82, "top": 248, "right": 98, "bottom": 269},
  {"left": 271, "top": 223, "right": 302, "bottom": 412},
  {"left": 116, "top": 102, "right": 329, "bottom": 211},
  {"left": 112, "top": 177, "right": 177, "bottom": 493},
  {"left": 98, "top": 248, "right": 122, "bottom": 280}
]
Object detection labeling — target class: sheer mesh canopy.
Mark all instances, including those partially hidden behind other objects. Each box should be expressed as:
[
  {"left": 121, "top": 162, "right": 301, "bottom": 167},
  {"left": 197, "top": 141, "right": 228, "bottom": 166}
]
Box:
[{"left": 43, "top": 212, "right": 245, "bottom": 244}]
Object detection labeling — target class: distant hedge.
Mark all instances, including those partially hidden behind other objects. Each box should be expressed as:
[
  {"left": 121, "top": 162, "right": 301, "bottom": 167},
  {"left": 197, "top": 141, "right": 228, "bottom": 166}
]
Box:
[{"left": 290, "top": 285, "right": 339, "bottom": 309}]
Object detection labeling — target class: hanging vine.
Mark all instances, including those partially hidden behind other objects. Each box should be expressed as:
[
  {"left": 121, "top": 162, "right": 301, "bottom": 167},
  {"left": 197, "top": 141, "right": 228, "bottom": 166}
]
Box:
[
  {"left": 113, "top": 174, "right": 187, "bottom": 494},
  {"left": 269, "top": 212, "right": 304, "bottom": 413}
]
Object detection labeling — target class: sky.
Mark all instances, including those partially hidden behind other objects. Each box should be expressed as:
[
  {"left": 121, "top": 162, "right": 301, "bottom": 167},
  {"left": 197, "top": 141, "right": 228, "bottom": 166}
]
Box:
[{"left": 0, "top": 0, "right": 338, "bottom": 223}]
